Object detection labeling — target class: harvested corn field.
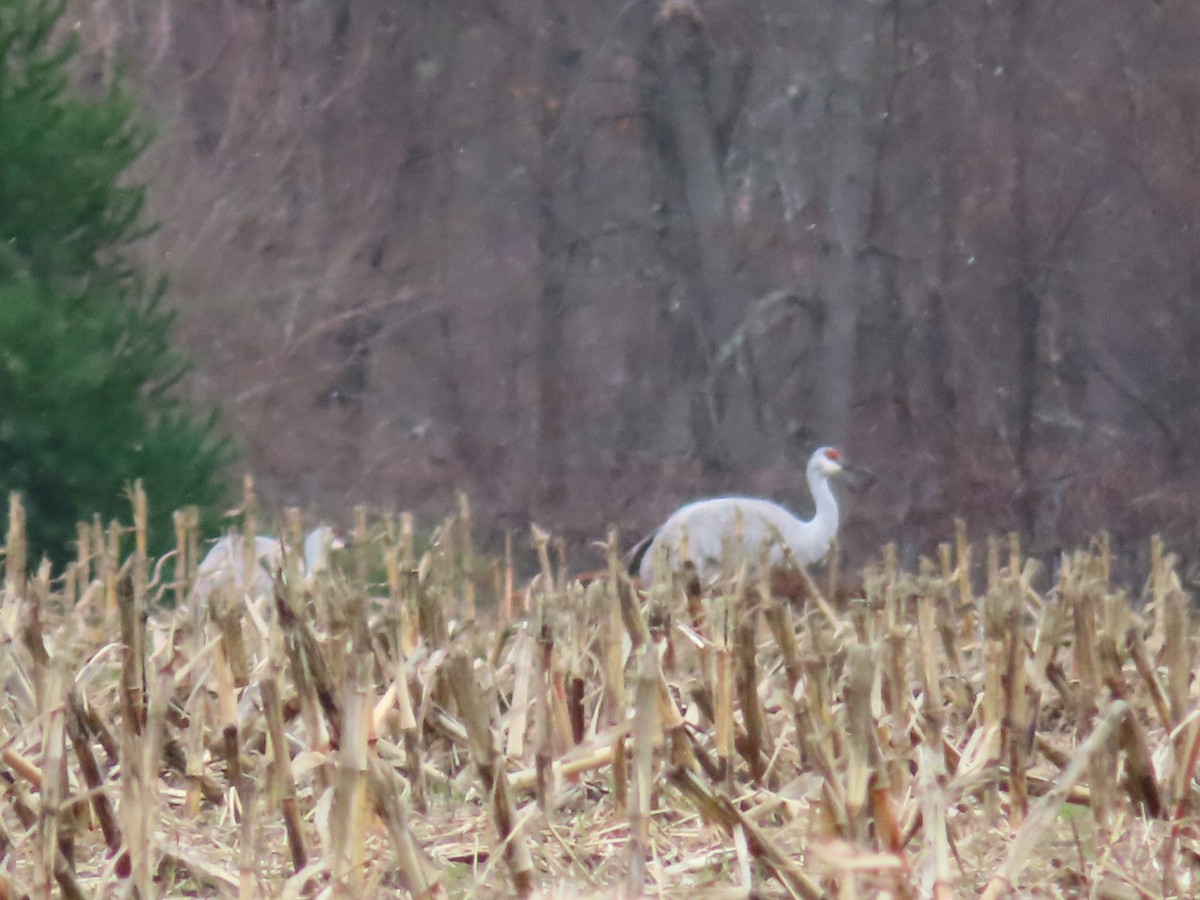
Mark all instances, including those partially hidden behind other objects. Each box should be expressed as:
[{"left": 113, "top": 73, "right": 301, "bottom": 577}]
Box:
[{"left": 0, "top": 482, "right": 1195, "bottom": 897}]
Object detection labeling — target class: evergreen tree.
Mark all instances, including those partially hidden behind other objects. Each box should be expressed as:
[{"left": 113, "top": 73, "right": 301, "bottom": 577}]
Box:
[{"left": 0, "top": 0, "right": 232, "bottom": 560}]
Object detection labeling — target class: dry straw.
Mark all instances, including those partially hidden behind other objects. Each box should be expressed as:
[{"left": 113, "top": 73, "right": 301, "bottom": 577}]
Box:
[{"left": 0, "top": 490, "right": 1193, "bottom": 896}]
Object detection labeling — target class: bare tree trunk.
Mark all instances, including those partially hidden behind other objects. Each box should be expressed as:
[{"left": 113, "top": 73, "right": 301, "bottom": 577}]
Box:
[
  {"left": 1180, "top": 254, "right": 1200, "bottom": 465},
  {"left": 533, "top": 2, "right": 576, "bottom": 506},
  {"left": 1168, "top": 85, "right": 1200, "bottom": 467},
  {"left": 926, "top": 143, "right": 961, "bottom": 458},
  {"left": 534, "top": 248, "right": 571, "bottom": 506},
  {"left": 926, "top": 284, "right": 958, "bottom": 449},
  {"left": 1008, "top": 0, "right": 1039, "bottom": 531},
  {"left": 862, "top": 3, "right": 911, "bottom": 441},
  {"left": 637, "top": 2, "right": 758, "bottom": 471},
  {"left": 925, "top": 12, "right": 963, "bottom": 463},
  {"left": 433, "top": 312, "right": 478, "bottom": 468},
  {"left": 815, "top": 0, "right": 889, "bottom": 445}
]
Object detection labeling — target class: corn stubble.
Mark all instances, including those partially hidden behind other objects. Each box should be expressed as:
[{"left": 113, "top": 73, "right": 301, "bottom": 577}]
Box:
[{"left": 0, "top": 492, "right": 1198, "bottom": 896}]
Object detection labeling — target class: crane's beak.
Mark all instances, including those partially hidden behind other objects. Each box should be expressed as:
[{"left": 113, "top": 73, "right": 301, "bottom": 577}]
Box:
[{"left": 840, "top": 460, "right": 876, "bottom": 489}]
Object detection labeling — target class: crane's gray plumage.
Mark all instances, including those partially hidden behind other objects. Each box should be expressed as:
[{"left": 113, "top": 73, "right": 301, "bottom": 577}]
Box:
[
  {"left": 194, "top": 525, "right": 342, "bottom": 605},
  {"left": 631, "top": 446, "right": 855, "bottom": 585},
  {"left": 195, "top": 534, "right": 284, "bottom": 603}
]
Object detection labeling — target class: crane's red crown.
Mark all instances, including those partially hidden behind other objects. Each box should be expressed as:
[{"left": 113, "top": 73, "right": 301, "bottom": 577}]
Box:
[{"left": 824, "top": 448, "right": 841, "bottom": 461}]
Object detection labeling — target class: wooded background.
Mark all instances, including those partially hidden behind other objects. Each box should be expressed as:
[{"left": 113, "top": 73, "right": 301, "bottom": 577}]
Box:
[{"left": 69, "top": 0, "right": 1200, "bottom": 573}]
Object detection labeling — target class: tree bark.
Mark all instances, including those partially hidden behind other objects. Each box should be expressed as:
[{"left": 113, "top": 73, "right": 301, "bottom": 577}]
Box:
[
  {"left": 1008, "top": 0, "right": 1039, "bottom": 530},
  {"left": 637, "top": 2, "right": 759, "bottom": 470},
  {"left": 815, "top": 0, "right": 889, "bottom": 446},
  {"left": 862, "top": 2, "right": 910, "bottom": 441},
  {"left": 533, "top": 2, "right": 576, "bottom": 506},
  {"left": 925, "top": 10, "right": 963, "bottom": 462}
]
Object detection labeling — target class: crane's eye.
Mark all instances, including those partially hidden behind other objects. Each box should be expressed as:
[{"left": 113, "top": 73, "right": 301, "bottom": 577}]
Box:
[{"left": 824, "top": 449, "right": 841, "bottom": 461}]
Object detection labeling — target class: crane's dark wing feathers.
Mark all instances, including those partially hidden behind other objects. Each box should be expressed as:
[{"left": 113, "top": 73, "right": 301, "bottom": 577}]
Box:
[{"left": 626, "top": 530, "right": 657, "bottom": 577}]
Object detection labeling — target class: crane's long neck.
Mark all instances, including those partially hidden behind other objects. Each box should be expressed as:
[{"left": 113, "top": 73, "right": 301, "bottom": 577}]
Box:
[{"left": 800, "top": 472, "right": 839, "bottom": 554}]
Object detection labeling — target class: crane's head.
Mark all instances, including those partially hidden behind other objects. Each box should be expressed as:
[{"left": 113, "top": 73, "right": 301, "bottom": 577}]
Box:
[
  {"left": 810, "top": 446, "right": 846, "bottom": 478},
  {"left": 808, "top": 446, "right": 875, "bottom": 486}
]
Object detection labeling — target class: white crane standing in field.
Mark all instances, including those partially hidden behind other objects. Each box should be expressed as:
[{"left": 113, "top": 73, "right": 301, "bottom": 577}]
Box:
[
  {"left": 193, "top": 524, "right": 343, "bottom": 608},
  {"left": 629, "top": 446, "right": 868, "bottom": 586}
]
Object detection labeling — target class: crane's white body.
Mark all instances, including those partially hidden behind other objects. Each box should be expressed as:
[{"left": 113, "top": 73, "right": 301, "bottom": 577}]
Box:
[
  {"left": 194, "top": 525, "right": 341, "bottom": 606},
  {"left": 635, "top": 447, "right": 846, "bottom": 585},
  {"left": 302, "top": 525, "right": 340, "bottom": 575},
  {"left": 195, "top": 534, "right": 283, "bottom": 603}
]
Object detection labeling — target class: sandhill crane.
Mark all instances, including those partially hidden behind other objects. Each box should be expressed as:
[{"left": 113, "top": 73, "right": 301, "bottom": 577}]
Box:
[
  {"left": 302, "top": 524, "right": 342, "bottom": 576},
  {"left": 194, "top": 525, "right": 343, "bottom": 608},
  {"left": 628, "top": 446, "right": 867, "bottom": 587},
  {"left": 194, "top": 533, "right": 283, "bottom": 605}
]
